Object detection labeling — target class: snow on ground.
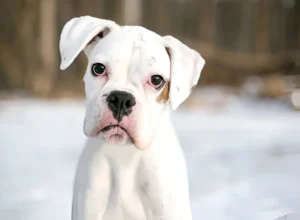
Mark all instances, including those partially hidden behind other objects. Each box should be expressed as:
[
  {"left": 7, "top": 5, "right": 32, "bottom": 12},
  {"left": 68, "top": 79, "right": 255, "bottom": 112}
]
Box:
[{"left": 0, "top": 95, "right": 300, "bottom": 220}]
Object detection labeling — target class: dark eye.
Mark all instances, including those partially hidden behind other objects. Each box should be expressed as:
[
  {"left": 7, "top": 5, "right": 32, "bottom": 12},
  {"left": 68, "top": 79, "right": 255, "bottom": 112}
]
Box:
[
  {"left": 150, "top": 75, "right": 165, "bottom": 89},
  {"left": 91, "top": 63, "right": 106, "bottom": 76}
]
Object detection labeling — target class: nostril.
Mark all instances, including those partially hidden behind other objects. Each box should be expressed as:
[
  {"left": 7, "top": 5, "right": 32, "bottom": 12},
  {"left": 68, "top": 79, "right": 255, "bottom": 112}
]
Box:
[
  {"left": 125, "top": 100, "right": 131, "bottom": 108},
  {"left": 131, "top": 99, "right": 136, "bottom": 106},
  {"left": 125, "top": 99, "right": 136, "bottom": 108},
  {"left": 108, "top": 103, "right": 117, "bottom": 111}
]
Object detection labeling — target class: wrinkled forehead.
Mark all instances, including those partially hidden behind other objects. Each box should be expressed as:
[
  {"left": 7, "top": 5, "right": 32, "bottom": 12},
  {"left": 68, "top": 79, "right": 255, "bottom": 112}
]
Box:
[{"left": 90, "top": 27, "right": 170, "bottom": 79}]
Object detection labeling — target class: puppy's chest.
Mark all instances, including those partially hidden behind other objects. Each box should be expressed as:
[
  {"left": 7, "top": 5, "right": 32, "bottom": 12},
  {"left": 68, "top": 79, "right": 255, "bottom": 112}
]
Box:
[{"left": 102, "top": 149, "right": 147, "bottom": 219}]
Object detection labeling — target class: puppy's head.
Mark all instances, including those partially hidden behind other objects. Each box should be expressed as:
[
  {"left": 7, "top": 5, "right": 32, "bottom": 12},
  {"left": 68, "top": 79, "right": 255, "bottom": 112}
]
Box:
[{"left": 59, "top": 16, "right": 205, "bottom": 150}]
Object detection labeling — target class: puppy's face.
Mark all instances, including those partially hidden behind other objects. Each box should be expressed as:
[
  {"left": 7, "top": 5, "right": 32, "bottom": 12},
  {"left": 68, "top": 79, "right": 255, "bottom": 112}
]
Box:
[
  {"left": 59, "top": 16, "right": 205, "bottom": 150},
  {"left": 83, "top": 29, "right": 171, "bottom": 149}
]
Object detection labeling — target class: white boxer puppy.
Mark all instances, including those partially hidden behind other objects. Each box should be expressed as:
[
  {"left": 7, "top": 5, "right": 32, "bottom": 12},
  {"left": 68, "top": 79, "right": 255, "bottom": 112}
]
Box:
[{"left": 59, "top": 16, "right": 205, "bottom": 220}]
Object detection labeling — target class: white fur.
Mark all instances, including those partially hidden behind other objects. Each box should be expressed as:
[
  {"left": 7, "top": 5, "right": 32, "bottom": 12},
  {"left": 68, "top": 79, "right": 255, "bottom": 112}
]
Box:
[{"left": 59, "top": 16, "right": 205, "bottom": 220}]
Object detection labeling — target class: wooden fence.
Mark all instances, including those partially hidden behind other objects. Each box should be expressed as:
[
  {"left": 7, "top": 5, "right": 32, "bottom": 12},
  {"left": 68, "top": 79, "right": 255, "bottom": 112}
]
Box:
[{"left": 0, "top": 0, "right": 299, "bottom": 96}]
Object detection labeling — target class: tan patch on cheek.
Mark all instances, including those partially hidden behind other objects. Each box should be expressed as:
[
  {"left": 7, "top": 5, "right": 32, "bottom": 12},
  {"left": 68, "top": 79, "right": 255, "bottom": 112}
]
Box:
[{"left": 156, "top": 82, "right": 169, "bottom": 103}]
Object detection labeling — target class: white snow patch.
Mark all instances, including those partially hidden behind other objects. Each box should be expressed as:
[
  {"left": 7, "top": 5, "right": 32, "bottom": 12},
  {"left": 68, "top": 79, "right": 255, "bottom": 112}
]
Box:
[{"left": 0, "top": 97, "right": 300, "bottom": 220}]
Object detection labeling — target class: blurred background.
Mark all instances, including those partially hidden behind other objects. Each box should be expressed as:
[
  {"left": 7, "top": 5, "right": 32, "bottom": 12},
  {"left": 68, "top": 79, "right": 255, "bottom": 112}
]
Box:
[
  {"left": 1, "top": 0, "right": 300, "bottom": 220},
  {"left": 0, "top": 0, "right": 299, "bottom": 101}
]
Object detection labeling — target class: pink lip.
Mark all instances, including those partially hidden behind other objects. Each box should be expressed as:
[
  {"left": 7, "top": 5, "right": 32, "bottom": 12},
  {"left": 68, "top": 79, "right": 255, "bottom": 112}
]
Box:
[
  {"left": 101, "top": 124, "right": 127, "bottom": 133},
  {"left": 100, "top": 124, "right": 131, "bottom": 145}
]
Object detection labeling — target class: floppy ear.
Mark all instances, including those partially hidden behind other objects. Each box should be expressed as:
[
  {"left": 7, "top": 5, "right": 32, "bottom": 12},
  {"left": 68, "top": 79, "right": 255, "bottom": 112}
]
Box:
[
  {"left": 163, "top": 36, "right": 205, "bottom": 110},
  {"left": 59, "top": 16, "right": 120, "bottom": 70}
]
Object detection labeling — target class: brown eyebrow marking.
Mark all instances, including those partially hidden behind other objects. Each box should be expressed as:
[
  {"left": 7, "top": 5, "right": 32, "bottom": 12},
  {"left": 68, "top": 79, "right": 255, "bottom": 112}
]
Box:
[{"left": 156, "top": 82, "right": 169, "bottom": 103}]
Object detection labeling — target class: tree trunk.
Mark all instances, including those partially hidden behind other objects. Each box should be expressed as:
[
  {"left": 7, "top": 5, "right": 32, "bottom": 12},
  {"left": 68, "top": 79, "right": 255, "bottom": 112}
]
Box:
[{"left": 37, "top": 0, "right": 57, "bottom": 96}]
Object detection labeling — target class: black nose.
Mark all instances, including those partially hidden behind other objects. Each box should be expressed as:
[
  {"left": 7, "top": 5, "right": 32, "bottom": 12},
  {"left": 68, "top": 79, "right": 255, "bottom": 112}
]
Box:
[{"left": 106, "top": 91, "right": 136, "bottom": 122}]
